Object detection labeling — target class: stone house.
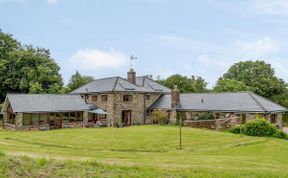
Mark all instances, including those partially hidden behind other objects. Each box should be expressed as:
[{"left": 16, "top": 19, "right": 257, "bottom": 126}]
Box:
[
  {"left": 70, "top": 69, "right": 171, "bottom": 127},
  {"left": 1, "top": 68, "right": 287, "bottom": 130},
  {"left": 150, "top": 87, "right": 287, "bottom": 129}
]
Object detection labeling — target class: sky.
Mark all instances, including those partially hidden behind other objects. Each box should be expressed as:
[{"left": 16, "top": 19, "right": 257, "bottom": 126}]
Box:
[{"left": 1, "top": 0, "right": 288, "bottom": 88}]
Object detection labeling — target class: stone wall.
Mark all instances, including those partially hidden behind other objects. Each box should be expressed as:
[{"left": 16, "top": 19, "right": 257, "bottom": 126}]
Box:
[
  {"left": 86, "top": 120, "right": 108, "bottom": 128},
  {"left": 184, "top": 117, "right": 239, "bottom": 130},
  {"left": 114, "top": 93, "right": 145, "bottom": 125},
  {"left": 86, "top": 92, "right": 160, "bottom": 126},
  {"left": 22, "top": 124, "right": 50, "bottom": 131},
  {"left": 62, "top": 121, "right": 84, "bottom": 128},
  {"left": 86, "top": 93, "right": 115, "bottom": 127},
  {"left": 15, "top": 113, "right": 23, "bottom": 129},
  {"left": 4, "top": 123, "right": 15, "bottom": 131}
]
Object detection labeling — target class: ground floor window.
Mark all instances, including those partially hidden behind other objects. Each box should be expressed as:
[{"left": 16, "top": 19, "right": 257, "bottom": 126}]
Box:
[{"left": 22, "top": 112, "right": 83, "bottom": 126}]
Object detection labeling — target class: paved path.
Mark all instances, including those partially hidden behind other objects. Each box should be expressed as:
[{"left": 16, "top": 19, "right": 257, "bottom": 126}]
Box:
[{"left": 283, "top": 127, "right": 288, "bottom": 133}]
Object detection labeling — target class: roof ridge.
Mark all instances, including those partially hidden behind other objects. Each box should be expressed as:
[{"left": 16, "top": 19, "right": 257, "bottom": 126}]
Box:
[
  {"left": 250, "top": 93, "right": 288, "bottom": 110},
  {"left": 179, "top": 91, "right": 252, "bottom": 95},
  {"left": 248, "top": 93, "right": 267, "bottom": 112},
  {"left": 112, "top": 77, "right": 121, "bottom": 91},
  {"left": 7, "top": 93, "right": 80, "bottom": 96}
]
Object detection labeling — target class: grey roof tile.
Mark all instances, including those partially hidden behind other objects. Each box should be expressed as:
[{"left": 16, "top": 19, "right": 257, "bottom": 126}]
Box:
[
  {"left": 149, "top": 92, "right": 287, "bottom": 113},
  {"left": 3, "top": 94, "right": 89, "bottom": 113},
  {"left": 70, "top": 76, "right": 170, "bottom": 94},
  {"left": 136, "top": 76, "right": 171, "bottom": 93}
]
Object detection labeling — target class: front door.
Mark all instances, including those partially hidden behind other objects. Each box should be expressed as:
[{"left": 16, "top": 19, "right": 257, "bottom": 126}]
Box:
[{"left": 122, "top": 110, "right": 131, "bottom": 126}]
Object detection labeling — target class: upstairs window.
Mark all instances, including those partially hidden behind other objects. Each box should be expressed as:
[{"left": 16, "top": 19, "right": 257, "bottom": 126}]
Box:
[
  {"left": 146, "top": 94, "right": 150, "bottom": 100},
  {"left": 123, "top": 95, "right": 133, "bottom": 102},
  {"left": 92, "top": 95, "right": 98, "bottom": 102},
  {"left": 101, "top": 95, "right": 108, "bottom": 102}
]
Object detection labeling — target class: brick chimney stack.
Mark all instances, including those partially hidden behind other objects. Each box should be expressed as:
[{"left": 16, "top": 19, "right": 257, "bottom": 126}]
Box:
[
  {"left": 171, "top": 85, "right": 180, "bottom": 108},
  {"left": 127, "top": 69, "right": 136, "bottom": 84}
]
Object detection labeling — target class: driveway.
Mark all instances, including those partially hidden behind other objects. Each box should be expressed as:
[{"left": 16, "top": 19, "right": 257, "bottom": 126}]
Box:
[{"left": 283, "top": 127, "right": 288, "bottom": 133}]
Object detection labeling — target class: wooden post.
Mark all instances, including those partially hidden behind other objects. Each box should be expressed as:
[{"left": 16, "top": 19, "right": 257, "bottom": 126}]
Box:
[
  {"left": 53, "top": 113, "right": 56, "bottom": 129},
  {"left": 47, "top": 113, "right": 50, "bottom": 124},
  {"left": 59, "top": 113, "right": 63, "bottom": 128},
  {"left": 38, "top": 113, "right": 41, "bottom": 124},
  {"left": 29, "top": 113, "right": 32, "bottom": 125},
  {"left": 179, "top": 114, "right": 182, "bottom": 149}
]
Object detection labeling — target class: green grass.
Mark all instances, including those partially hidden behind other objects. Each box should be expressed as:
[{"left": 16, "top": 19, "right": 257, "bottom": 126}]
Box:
[{"left": 0, "top": 125, "right": 288, "bottom": 177}]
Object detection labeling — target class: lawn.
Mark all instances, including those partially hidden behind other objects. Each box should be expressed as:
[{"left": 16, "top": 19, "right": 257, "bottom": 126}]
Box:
[{"left": 0, "top": 125, "right": 288, "bottom": 177}]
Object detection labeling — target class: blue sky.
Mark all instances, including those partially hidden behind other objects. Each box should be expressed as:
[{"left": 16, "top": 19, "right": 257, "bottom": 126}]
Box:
[{"left": 1, "top": 0, "right": 288, "bottom": 88}]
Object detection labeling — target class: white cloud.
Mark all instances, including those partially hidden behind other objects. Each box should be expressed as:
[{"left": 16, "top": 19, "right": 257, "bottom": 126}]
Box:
[
  {"left": 255, "top": 0, "right": 288, "bottom": 15},
  {"left": 234, "top": 37, "right": 279, "bottom": 58},
  {"left": 69, "top": 49, "right": 129, "bottom": 70}
]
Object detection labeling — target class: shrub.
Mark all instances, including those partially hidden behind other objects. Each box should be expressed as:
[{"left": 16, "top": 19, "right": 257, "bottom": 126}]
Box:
[
  {"left": 273, "top": 130, "right": 288, "bottom": 140},
  {"left": 243, "top": 119, "right": 278, "bottom": 137},
  {"left": 229, "top": 118, "right": 288, "bottom": 140},
  {"left": 198, "top": 112, "right": 214, "bottom": 120},
  {"left": 151, "top": 109, "right": 169, "bottom": 125},
  {"left": 229, "top": 125, "right": 244, "bottom": 134},
  {"left": 176, "top": 112, "right": 187, "bottom": 124}
]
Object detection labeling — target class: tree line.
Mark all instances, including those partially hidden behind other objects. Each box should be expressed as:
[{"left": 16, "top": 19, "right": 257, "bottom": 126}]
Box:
[
  {"left": 0, "top": 30, "right": 94, "bottom": 102},
  {"left": 1, "top": 29, "right": 288, "bottom": 111}
]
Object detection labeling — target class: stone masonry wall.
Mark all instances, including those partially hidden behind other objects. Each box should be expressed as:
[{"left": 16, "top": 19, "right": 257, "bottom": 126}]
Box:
[
  {"left": 87, "top": 93, "right": 147, "bottom": 126},
  {"left": 87, "top": 93, "right": 115, "bottom": 127},
  {"left": 114, "top": 93, "right": 145, "bottom": 125},
  {"left": 184, "top": 117, "right": 239, "bottom": 130}
]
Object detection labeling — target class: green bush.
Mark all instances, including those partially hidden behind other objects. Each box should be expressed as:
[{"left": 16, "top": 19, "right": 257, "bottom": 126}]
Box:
[
  {"left": 244, "top": 119, "right": 278, "bottom": 137},
  {"left": 273, "top": 130, "right": 288, "bottom": 140},
  {"left": 198, "top": 112, "right": 214, "bottom": 120},
  {"left": 229, "top": 125, "right": 244, "bottom": 134},
  {"left": 229, "top": 118, "right": 288, "bottom": 140},
  {"left": 151, "top": 109, "right": 169, "bottom": 125}
]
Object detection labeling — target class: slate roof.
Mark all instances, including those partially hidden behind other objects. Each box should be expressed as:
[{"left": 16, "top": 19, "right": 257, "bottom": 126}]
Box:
[
  {"left": 149, "top": 92, "right": 287, "bottom": 113},
  {"left": 1, "top": 94, "right": 90, "bottom": 113},
  {"left": 136, "top": 76, "right": 171, "bottom": 93},
  {"left": 70, "top": 76, "right": 170, "bottom": 94}
]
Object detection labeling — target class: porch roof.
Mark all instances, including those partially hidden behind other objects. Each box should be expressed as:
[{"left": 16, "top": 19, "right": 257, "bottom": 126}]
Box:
[{"left": 1, "top": 94, "right": 90, "bottom": 113}]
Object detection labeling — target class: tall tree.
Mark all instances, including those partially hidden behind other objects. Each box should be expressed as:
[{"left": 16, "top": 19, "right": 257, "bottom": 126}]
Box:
[
  {"left": 66, "top": 71, "right": 94, "bottom": 92},
  {"left": 214, "top": 60, "right": 288, "bottom": 105},
  {"left": 214, "top": 79, "right": 251, "bottom": 92},
  {"left": 158, "top": 74, "right": 207, "bottom": 93},
  {"left": 0, "top": 30, "right": 64, "bottom": 101}
]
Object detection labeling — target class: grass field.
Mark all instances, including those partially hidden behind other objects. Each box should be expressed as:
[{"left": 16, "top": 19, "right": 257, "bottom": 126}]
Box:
[{"left": 0, "top": 125, "right": 288, "bottom": 177}]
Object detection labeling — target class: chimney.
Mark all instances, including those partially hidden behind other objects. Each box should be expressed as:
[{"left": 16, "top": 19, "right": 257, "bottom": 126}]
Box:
[
  {"left": 171, "top": 85, "right": 180, "bottom": 108},
  {"left": 127, "top": 69, "right": 136, "bottom": 84}
]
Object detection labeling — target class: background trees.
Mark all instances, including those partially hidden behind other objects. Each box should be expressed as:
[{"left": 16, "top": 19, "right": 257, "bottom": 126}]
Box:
[
  {"left": 66, "top": 71, "right": 94, "bottom": 92},
  {"left": 0, "top": 30, "right": 64, "bottom": 101},
  {"left": 214, "top": 60, "right": 288, "bottom": 106},
  {"left": 157, "top": 74, "right": 208, "bottom": 93}
]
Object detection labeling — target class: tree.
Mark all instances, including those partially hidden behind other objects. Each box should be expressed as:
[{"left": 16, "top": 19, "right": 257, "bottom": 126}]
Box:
[
  {"left": 158, "top": 74, "right": 207, "bottom": 93},
  {"left": 66, "top": 71, "right": 94, "bottom": 92},
  {"left": 0, "top": 30, "right": 64, "bottom": 101},
  {"left": 214, "top": 78, "right": 251, "bottom": 92},
  {"left": 214, "top": 60, "right": 287, "bottom": 99}
]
